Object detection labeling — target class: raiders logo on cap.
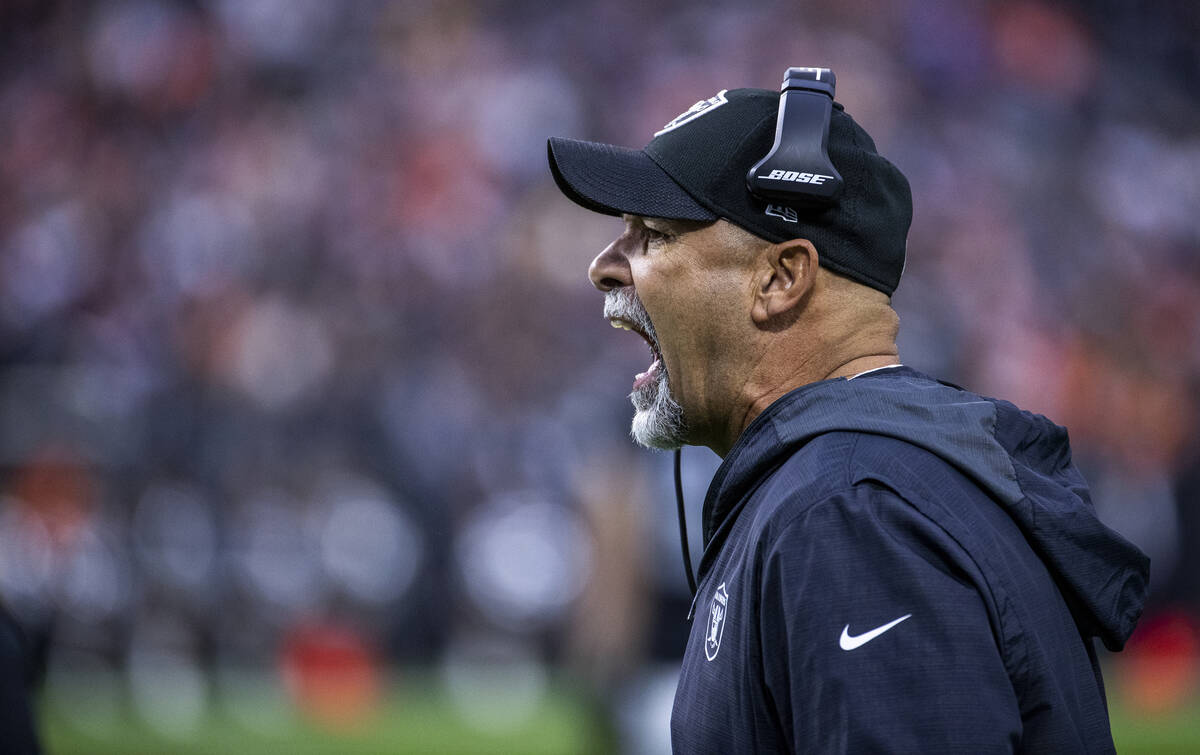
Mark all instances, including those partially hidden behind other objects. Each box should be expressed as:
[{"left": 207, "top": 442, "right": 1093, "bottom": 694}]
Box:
[{"left": 655, "top": 90, "right": 729, "bottom": 136}]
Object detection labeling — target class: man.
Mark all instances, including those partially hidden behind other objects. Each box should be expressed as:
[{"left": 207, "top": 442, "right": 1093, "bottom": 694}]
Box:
[{"left": 547, "top": 73, "right": 1149, "bottom": 753}]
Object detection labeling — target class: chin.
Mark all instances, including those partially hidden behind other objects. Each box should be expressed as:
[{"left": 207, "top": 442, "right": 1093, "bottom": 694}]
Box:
[
  {"left": 631, "top": 410, "right": 685, "bottom": 450},
  {"left": 630, "top": 373, "right": 687, "bottom": 450}
]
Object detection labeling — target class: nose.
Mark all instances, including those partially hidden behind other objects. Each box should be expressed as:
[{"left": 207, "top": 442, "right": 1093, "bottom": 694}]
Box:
[{"left": 588, "top": 234, "right": 634, "bottom": 291}]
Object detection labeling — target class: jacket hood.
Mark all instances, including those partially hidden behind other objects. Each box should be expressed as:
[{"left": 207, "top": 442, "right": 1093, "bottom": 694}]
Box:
[{"left": 700, "top": 366, "right": 1149, "bottom": 651}]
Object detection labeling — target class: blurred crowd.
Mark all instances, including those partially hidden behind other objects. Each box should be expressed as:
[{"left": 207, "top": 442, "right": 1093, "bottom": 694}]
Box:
[{"left": 1, "top": 0, "right": 1198, "bottom": 749}]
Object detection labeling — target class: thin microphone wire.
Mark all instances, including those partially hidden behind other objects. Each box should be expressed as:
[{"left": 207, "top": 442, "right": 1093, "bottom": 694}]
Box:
[{"left": 674, "top": 448, "right": 697, "bottom": 599}]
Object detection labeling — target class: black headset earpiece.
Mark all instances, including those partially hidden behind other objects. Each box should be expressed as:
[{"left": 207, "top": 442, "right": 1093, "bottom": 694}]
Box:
[{"left": 746, "top": 67, "right": 843, "bottom": 207}]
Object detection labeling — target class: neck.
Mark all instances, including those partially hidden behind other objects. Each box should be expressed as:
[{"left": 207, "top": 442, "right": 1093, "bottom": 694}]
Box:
[{"left": 708, "top": 350, "right": 899, "bottom": 458}]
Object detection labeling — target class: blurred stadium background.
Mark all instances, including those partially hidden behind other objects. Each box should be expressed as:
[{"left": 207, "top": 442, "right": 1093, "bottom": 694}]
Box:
[{"left": 1, "top": 0, "right": 1198, "bottom": 752}]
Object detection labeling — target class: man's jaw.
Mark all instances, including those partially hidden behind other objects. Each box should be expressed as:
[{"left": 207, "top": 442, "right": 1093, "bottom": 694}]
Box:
[
  {"left": 603, "top": 288, "right": 687, "bottom": 450},
  {"left": 630, "top": 365, "right": 686, "bottom": 450},
  {"left": 605, "top": 293, "right": 665, "bottom": 393}
]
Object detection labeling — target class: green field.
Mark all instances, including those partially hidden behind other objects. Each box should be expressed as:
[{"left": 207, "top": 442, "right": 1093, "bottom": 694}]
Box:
[
  {"left": 39, "top": 676, "right": 1200, "bottom": 755},
  {"left": 1110, "top": 702, "right": 1200, "bottom": 755},
  {"left": 41, "top": 674, "right": 614, "bottom": 755}
]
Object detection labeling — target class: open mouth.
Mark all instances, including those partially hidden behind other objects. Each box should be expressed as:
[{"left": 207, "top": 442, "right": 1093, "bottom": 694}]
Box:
[{"left": 609, "top": 317, "right": 663, "bottom": 391}]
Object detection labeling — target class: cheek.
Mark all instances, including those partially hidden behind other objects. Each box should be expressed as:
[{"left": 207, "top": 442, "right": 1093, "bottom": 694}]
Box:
[
  {"left": 632, "top": 260, "right": 749, "bottom": 367},
  {"left": 654, "top": 280, "right": 741, "bottom": 369}
]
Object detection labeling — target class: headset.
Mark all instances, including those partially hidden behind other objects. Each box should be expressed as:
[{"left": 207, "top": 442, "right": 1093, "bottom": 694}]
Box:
[
  {"left": 677, "top": 67, "right": 843, "bottom": 608},
  {"left": 746, "top": 67, "right": 843, "bottom": 207}
]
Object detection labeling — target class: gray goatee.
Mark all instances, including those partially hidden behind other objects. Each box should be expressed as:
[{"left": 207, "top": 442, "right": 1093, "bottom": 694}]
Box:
[{"left": 603, "top": 288, "right": 687, "bottom": 450}]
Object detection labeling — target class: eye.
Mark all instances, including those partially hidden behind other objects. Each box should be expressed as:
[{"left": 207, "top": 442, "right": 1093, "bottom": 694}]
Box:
[{"left": 643, "top": 226, "right": 672, "bottom": 246}]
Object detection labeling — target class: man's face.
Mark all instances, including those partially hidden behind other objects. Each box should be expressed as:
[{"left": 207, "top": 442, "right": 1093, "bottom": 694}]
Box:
[{"left": 589, "top": 216, "right": 757, "bottom": 450}]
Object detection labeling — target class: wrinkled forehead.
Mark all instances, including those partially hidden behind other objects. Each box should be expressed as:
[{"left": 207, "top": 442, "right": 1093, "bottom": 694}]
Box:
[
  {"left": 615, "top": 216, "right": 774, "bottom": 275},
  {"left": 622, "top": 213, "right": 717, "bottom": 235}
]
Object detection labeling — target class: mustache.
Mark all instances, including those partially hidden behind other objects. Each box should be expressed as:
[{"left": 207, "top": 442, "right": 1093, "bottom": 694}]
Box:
[{"left": 603, "top": 287, "right": 661, "bottom": 349}]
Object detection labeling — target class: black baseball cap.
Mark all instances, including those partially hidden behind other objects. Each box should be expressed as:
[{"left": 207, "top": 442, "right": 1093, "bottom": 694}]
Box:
[{"left": 547, "top": 87, "right": 912, "bottom": 296}]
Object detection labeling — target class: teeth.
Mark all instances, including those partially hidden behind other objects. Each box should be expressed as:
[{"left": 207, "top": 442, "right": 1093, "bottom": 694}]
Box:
[{"left": 610, "top": 319, "right": 632, "bottom": 330}]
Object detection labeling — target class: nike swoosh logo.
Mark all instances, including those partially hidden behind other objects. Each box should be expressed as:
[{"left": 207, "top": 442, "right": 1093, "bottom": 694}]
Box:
[{"left": 839, "top": 614, "right": 912, "bottom": 650}]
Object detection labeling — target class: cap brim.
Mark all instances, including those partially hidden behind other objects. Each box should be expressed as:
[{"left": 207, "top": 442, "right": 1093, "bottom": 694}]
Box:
[{"left": 547, "top": 137, "right": 717, "bottom": 222}]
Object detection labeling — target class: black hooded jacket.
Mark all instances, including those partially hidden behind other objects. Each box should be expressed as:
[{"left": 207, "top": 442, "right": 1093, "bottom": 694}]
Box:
[{"left": 670, "top": 366, "right": 1148, "bottom": 754}]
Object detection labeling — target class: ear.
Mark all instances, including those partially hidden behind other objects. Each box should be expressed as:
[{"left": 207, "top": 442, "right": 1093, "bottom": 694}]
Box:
[{"left": 751, "top": 239, "right": 818, "bottom": 326}]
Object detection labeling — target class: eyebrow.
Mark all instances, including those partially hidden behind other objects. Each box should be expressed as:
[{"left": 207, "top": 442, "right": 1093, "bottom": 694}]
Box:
[{"left": 626, "top": 214, "right": 710, "bottom": 235}]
